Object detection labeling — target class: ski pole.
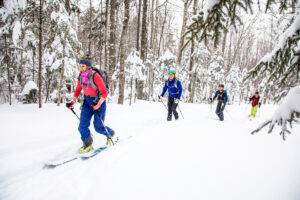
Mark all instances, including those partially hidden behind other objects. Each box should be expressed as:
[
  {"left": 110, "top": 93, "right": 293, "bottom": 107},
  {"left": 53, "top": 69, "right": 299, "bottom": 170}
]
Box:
[
  {"left": 92, "top": 102, "right": 115, "bottom": 145},
  {"left": 71, "top": 107, "right": 80, "bottom": 120},
  {"left": 224, "top": 107, "right": 233, "bottom": 120},
  {"left": 177, "top": 103, "right": 184, "bottom": 119},
  {"left": 158, "top": 96, "right": 168, "bottom": 111},
  {"left": 209, "top": 98, "right": 213, "bottom": 117}
]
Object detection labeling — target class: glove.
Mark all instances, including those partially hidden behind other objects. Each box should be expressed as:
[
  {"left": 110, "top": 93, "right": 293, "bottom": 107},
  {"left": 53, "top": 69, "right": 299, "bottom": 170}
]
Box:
[
  {"left": 91, "top": 101, "right": 101, "bottom": 110},
  {"left": 66, "top": 101, "right": 75, "bottom": 109},
  {"left": 221, "top": 102, "right": 225, "bottom": 109},
  {"left": 158, "top": 95, "right": 162, "bottom": 99},
  {"left": 258, "top": 102, "right": 261, "bottom": 108},
  {"left": 175, "top": 98, "right": 180, "bottom": 104},
  {"left": 208, "top": 98, "right": 213, "bottom": 104}
]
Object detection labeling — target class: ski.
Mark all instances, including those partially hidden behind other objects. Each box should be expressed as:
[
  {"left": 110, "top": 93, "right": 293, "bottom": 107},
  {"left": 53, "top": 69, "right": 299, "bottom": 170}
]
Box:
[
  {"left": 80, "top": 137, "right": 120, "bottom": 160},
  {"left": 80, "top": 146, "right": 109, "bottom": 159},
  {"left": 44, "top": 153, "right": 80, "bottom": 168},
  {"left": 44, "top": 137, "right": 122, "bottom": 168}
]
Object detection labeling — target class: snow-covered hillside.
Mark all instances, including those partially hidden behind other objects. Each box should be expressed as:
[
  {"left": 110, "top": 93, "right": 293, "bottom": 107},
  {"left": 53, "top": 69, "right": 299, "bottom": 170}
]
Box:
[{"left": 0, "top": 101, "right": 300, "bottom": 200}]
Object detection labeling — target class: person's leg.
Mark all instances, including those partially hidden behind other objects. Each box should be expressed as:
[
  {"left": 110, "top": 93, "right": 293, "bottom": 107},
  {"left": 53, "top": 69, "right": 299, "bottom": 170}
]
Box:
[
  {"left": 93, "top": 100, "right": 113, "bottom": 137},
  {"left": 252, "top": 105, "right": 258, "bottom": 117},
  {"left": 251, "top": 106, "right": 254, "bottom": 117},
  {"left": 216, "top": 101, "right": 221, "bottom": 119},
  {"left": 78, "top": 98, "right": 94, "bottom": 144},
  {"left": 172, "top": 101, "right": 179, "bottom": 120},
  {"left": 167, "top": 97, "right": 173, "bottom": 121},
  {"left": 219, "top": 103, "right": 225, "bottom": 121}
]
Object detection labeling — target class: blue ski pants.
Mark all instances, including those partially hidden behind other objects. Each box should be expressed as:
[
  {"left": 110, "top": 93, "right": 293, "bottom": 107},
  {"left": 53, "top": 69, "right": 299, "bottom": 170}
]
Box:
[{"left": 78, "top": 96, "right": 113, "bottom": 142}]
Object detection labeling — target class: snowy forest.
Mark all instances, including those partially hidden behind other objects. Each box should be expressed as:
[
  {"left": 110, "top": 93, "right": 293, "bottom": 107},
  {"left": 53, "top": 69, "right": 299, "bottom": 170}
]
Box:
[
  {"left": 1, "top": 0, "right": 299, "bottom": 106},
  {"left": 1, "top": 1, "right": 300, "bottom": 199}
]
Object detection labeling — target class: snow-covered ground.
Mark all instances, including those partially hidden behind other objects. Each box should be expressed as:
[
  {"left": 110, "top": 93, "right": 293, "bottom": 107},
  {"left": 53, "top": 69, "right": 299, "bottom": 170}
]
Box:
[{"left": 0, "top": 101, "right": 300, "bottom": 200}]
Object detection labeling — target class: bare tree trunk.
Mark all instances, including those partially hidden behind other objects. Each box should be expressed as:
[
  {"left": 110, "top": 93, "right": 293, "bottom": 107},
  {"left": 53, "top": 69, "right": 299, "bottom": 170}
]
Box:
[
  {"left": 109, "top": 0, "right": 117, "bottom": 79},
  {"left": 146, "top": 0, "right": 155, "bottom": 100},
  {"left": 88, "top": 0, "right": 92, "bottom": 53},
  {"left": 4, "top": 35, "right": 12, "bottom": 105},
  {"left": 104, "top": 0, "right": 109, "bottom": 72},
  {"left": 152, "top": 0, "right": 159, "bottom": 60},
  {"left": 32, "top": 49, "right": 35, "bottom": 81},
  {"left": 65, "top": 0, "right": 71, "bottom": 15},
  {"left": 118, "top": 0, "right": 130, "bottom": 104},
  {"left": 188, "top": 41, "right": 194, "bottom": 93},
  {"left": 150, "top": 0, "right": 155, "bottom": 50},
  {"left": 19, "top": 47, "right": 24, "bottom": 89},
  {"left": 57, "top": 29, "right": 68, "bottom": 106},
  {"left": 188, "top": 0, "right": 197, "bottom": 96},
  {"left": 158, "top": 0, "right": 168, "bottom": 58},
  {"left": 45, "top": 72, "right": 53, "bottom": 103},
  {"left": 222, "top": 27, "right": 228, "bottom": 57},
  {"left": 227, "top": 27, "right": 232, "bottom": 67},
  {"left": 38, "top": 0, "right": 43, "bottom": 108},
  {"left": 190, "top": 70, "right": 197, "bottom": 103},
  {"left": 129, "top": 77, "right": 133, "bottom": 106},
  {"left": 140, "top": 0, "right": 148, "bottom": 61},
  {"left": 188, "top": 0, "right": 198, "bottom": 103},
  {"left": 175, "top": 0, "right": 191, "bottom": 71},
  {"left": 99, "top": 0, "right": 104, "bottom": 67},
  {"left": 136, "top": 0, "right": 142, "bottom": 51},
  {"left": 270, "top": 14, "right": 273, "bottom": 51}
]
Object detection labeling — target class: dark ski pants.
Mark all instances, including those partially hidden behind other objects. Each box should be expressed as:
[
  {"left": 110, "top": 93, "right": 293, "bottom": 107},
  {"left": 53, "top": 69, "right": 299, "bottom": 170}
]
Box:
[
  {"left": 167, "top": 97, "right": 179, "bottom": 121},
  {"left": 78, "top": 97, "right": 113, "bottom": 143},
  {"left": 216, "top": 101, "right": 225, "bottom": 121}
]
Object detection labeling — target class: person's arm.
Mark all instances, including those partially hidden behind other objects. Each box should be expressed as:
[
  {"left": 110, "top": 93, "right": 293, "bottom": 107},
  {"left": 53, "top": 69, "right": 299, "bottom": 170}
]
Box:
[
  {"left": 73, "top": 79, "right": 82, "bottom": 101},
  {"left": 213, "top": 91, "right": 218, "bottom": 101},
  {"left": 258, "top": 96, "right": 261, "bottom": 107},
  {"left": 249, "top": 96, "right": 254, "bottom": 101},
  {"left": 92, "top": 73, "right": 108, "bottom": 110},
  {"left": 177, "top": 80, "right": 182, "bottom": 99},
  {"left": 161, "top": 81, "right": 168, "bottom": 97},
  {"left": 224, "top": 92, "right": 228, "bottom": 104}
]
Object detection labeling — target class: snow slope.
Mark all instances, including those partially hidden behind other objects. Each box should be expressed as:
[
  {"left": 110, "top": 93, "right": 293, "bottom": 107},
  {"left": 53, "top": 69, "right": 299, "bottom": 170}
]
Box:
[{"left": 0, "top": 101, "right": 300, "bottom": 200}]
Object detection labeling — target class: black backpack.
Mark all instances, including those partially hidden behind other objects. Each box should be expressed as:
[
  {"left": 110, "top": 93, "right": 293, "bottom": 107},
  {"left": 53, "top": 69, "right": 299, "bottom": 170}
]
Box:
[{"left": 78, "top": 67, "right": 110, "bottom": 95}]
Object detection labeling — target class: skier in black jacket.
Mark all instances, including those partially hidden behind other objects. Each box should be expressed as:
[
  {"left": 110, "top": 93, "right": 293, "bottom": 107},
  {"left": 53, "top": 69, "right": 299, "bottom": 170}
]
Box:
[{"left": 212, "top": 84, "right": 228, "bottom": 121}]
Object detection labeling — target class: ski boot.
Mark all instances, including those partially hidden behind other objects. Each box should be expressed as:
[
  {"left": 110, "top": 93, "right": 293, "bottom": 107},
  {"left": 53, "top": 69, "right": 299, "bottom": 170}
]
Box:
[
  {"left": 79, "top": 135, "right": 94, "bottom": 154},
  {"left": 167, "top": 114, "right": 172, "bottom": 121},
  {"left": 106, "top": 130, "right": 115, "bottom": 146},
  {"left": 174, "top": 113, "right": 179, "bottom": 120}
]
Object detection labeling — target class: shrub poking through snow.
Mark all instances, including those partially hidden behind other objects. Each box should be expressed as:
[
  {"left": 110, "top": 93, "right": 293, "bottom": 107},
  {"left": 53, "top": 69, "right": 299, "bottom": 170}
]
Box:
[{"left": 20, "top": 81, "right": 38, "bottom": 104}]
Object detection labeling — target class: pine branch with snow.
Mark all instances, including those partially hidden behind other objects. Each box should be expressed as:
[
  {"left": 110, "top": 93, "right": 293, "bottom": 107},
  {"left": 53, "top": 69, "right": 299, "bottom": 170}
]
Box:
[
  {"left": 251, "top": 85, "right": 300, "bottom": 140},
  {"left": 248, "top": 12, "right": 300, "bottom": 101},
  {"left": 184, "top": 0, "right": 252, "bottom": 48}
]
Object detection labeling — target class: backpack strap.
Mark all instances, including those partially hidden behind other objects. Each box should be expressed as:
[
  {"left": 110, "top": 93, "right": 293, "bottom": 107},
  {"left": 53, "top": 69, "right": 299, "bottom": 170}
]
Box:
[
  {"left": 166, "top": 78, "right": 178, "bottom": 89},
  {"left": 78, "top": 71, "right": 101, "bottom": 98},
  {"left": 90, "top": 71, "right": 102, "bottom": 98},
  {"left": 78, "top": 73, "right": 82, "bottom": 86},
  {"left": 89, "top": 71, "right": 98, "bottom": 90}
]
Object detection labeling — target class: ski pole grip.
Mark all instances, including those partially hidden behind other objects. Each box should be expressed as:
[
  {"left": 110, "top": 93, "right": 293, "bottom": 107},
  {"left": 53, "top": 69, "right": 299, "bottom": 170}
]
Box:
[{"left": 66, "top": 101, "right": 75, "bottom": 109}]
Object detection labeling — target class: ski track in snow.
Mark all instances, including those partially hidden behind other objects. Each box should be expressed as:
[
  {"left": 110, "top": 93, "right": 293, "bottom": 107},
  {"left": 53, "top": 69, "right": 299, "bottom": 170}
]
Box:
[{"left": 0, "top": 101, "right": 300, "bottom": 200}]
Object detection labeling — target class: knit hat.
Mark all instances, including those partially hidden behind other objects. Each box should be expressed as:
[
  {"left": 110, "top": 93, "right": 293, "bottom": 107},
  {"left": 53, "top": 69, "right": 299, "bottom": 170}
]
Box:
[
  {"left": 168, "top": 69, "right": 176, "bottom": 74},
  {"left": 79, "top": 54, "right": 92, "bottom": 66}
]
